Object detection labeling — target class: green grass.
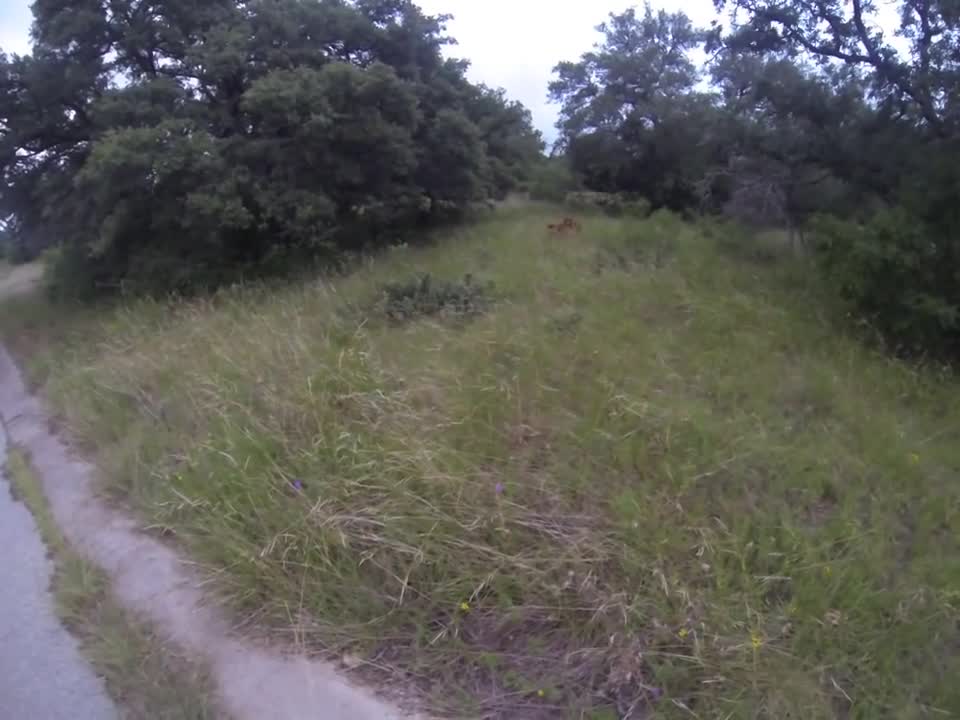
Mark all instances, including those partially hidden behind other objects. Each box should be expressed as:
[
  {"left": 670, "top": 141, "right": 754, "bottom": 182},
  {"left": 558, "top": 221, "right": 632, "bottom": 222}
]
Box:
[
  {"left": 4, "top": 448, "right": 216, "bottom": 718},
  {"left": 2, "top": 208, "right": 959, "bottom": 718}
]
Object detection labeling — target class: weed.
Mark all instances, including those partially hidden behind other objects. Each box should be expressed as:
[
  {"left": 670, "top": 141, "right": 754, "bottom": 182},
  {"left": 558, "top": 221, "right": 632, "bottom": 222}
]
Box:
[{"left": 379, "top": 272, "right": 493, "bottom": 322}]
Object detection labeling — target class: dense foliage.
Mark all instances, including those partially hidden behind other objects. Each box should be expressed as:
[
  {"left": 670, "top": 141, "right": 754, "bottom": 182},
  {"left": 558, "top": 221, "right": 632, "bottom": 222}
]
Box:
[
  {"left": 0, "top": 0, "right": 541, "bottom": 296},
  {"left": 549, "top": 7, "right": 716, "bottom": 211},
  {"left": 4, "top": 0, "right": 960, "bottom": 355},
  {"left": 549, "top": 0, "right": 960, "bottom": 358}
]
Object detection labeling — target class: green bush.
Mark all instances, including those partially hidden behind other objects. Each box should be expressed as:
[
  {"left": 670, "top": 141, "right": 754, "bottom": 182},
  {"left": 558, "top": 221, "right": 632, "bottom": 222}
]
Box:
[
  {"left": 621, "top": 196, "right": 654, "bottom": 218},
  {"left": 379, "top": 273, "right": 493, "bottom": 322},
  {"left": 527, "top": 158, "right": 579, "bottom": 202},
  {"left": 44, "top": 245, "right": 105, "bottom": 301},
  {"left": 813, "top": 208, "right": 960, "bottom": 356}
]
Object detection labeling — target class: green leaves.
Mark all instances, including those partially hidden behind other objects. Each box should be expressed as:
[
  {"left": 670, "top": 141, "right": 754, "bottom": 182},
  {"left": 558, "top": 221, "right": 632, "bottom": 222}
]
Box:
[
  {"left": 66, "top": 121, "right": 254, "bottom": 292},
  {"left": 549, "top": 4, "right": 714, "bottom": 209},
  {"left": 813, "top": 208, "right": 960, "bottom": 356},
  {"left": 721, "top": 0, "right": 960, "bottom": 134},
  {"left": 550, "top": 3, "right": 703, "bottom": 139},
  {"left": 240, "top": 63, "right": 420, "bottom": 246},
  {"left": 2, "top": 0, "right": 541, "bottom": 296}
]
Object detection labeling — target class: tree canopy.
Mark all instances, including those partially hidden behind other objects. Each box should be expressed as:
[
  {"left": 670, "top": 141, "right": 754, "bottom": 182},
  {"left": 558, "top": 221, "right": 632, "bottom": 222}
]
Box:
[
  {"left": 549, "top": 6, "right": 714, "bottom": 209},
  {"left": 721, "top": 0, "right": 960, "bottom": 134},
  {"left": 0, "top": 0, "right": 542, "bottom": 295}
]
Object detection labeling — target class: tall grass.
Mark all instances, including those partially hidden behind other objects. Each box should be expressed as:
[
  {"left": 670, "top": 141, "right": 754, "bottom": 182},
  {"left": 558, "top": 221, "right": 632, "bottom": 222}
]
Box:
[{"left": 2, "top": 209, "right": 959, "bottom": 718}]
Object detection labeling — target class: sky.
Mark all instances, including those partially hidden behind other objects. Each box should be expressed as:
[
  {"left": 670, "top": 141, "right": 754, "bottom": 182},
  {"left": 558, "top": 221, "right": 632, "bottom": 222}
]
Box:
[
  {"left": 0, "top": 1, "right": 32, "bottom": 56},
  {"left": 415, "top": 0, "right": 722, "bottom": 140},
  {"left": 0, "top": 0, "right": 723, "bottom": 140}
]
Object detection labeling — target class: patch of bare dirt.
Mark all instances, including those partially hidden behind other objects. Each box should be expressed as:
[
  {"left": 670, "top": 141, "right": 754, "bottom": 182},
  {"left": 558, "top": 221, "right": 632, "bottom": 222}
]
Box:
[{"left": 0, "top": 263, "right": 42, "bottom": 300}]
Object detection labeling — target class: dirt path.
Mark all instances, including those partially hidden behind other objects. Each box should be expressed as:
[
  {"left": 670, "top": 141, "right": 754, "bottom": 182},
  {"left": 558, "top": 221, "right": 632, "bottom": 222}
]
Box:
[
  {"left": 0, "top": 263, "right": 43, "bottom": 300},
  {"left": 0, "top": 345, "right": 413, "bottom": 720},
  {"left": 0, "top": 423, "right": 118, "bottom": 720}
]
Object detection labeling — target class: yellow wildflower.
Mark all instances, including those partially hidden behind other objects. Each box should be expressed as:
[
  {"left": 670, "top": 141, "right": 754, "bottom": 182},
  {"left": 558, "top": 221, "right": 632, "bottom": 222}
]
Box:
[
  {"left": 459, "top": 601, "right": 470, "bottom": 612},
  {"left": 751, "top": 631, "right": 763, "bottom": 650},
  {"left": 678, "top": 628, "right": 689, "bottom": 639},
  {"left": 537, "top": 689, "right": 545, "bottom": 698}
]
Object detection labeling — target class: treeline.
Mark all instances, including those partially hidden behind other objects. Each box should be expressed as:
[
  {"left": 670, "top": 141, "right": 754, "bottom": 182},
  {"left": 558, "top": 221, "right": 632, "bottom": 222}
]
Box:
[
  {"left": 4, "top": 0, "right": 960, "bottom": 358},
  {"left": 0, "top": 0, "right": 542, "bottom": 295},
  {"left": 540, "top": 1, "right": 960, "bottom": 358}
]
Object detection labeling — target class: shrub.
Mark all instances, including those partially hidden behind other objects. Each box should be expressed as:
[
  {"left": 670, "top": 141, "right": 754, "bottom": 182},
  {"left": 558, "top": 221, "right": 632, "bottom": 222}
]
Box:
[
  {"left": 710, "top": 222, "right": 792, "bottom": 265},
  {"left": 527, "top": 158, "right": 579, "bottom": 202},
  {"left": 813, "top": 208, "right": 960, "bottom": 356},
  {"left": 379, "top": 273, "right": 493, "bottom": 322},
  {"left": 621, "top": 196, "right": 654, "bottom": 218},
  {"left": 44, "top": 245, "right": 107, "bottom": 301}
]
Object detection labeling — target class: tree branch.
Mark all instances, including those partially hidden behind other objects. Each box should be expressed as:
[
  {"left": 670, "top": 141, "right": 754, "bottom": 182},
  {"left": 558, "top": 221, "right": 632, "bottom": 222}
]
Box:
[{"left": 850, "top": 0, "right": 943, "bottom": 132}]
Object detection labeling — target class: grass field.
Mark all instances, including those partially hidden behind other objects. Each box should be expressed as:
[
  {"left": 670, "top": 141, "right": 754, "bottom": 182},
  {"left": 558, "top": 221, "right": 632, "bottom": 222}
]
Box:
[{"left": 1, "top": 208, "right": 958, "bottom": 718}]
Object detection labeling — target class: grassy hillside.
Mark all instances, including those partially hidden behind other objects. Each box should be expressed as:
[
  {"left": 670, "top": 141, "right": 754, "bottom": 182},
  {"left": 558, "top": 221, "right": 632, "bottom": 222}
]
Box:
[{"left": 2, "top": 208, "right": 959, "bottom": 718}]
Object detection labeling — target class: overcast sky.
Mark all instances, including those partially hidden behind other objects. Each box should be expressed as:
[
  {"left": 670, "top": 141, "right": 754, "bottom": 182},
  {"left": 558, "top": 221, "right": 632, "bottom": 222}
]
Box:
[
  {"left": 0, "top": 0, "right": 723, "bottom": 139},
  {"left": 416, "top": 0, "right": 722, "bottom": 139}
]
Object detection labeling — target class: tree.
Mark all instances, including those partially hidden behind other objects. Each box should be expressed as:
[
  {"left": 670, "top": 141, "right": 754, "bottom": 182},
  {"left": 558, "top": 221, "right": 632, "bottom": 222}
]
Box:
[
  {"left": 718, "top": 0, "right": 960, "bottom": 135},
  {"left": 550, "top": 5, "right": 703, "bottom": 138},
  {"left": 718, "top": 0, "right": 960, "bottom": 356},
  {"left": 549, "top": 4, "right": 717, "bottom": 209},
  {"left": 700, "top": 55, "right": 869, "bottom": 238},
  {"left": 0, "top": 0, "right": 542, "bottom": 295}
]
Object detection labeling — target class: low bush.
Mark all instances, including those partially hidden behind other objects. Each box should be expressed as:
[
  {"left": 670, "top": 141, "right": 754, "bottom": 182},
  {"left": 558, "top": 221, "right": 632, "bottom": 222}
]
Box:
[
  {"left": 813, "top": 208, "right": 960, "bottom": 357},
  {"left": 379, "top": 273, "right": 493, "bottom": 322},
  {"left": 527, "top": 158, "right": 579, "bottom": 202}
]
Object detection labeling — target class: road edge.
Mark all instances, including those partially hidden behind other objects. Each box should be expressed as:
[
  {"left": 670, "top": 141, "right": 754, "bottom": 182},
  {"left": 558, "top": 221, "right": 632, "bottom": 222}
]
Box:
[{"left": 0, "top": 343, "right": 416, "bottom": 720}]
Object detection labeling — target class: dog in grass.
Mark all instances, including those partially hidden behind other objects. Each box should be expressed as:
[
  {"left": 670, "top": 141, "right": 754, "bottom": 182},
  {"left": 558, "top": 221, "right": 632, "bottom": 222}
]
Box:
[{"left": 547, "top": 217, "right": 581, "bottom": 234}]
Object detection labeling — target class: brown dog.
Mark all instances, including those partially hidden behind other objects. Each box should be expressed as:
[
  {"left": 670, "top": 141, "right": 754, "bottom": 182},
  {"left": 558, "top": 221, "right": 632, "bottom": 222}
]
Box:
[{"left": 547, "top": 217, "right": 581, "bottom": 234}]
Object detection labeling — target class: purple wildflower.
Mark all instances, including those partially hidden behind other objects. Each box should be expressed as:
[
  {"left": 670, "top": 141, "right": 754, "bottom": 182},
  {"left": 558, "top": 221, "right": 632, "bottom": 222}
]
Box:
[
  {"left": 291, "top": 479, "right": 304, "bottom": 491},
  {"left": 648, "top": 687, "right": 663, "bottom": 702},
  {"left": 494, "top": 482, "right": 504, "bottom": 496}
]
